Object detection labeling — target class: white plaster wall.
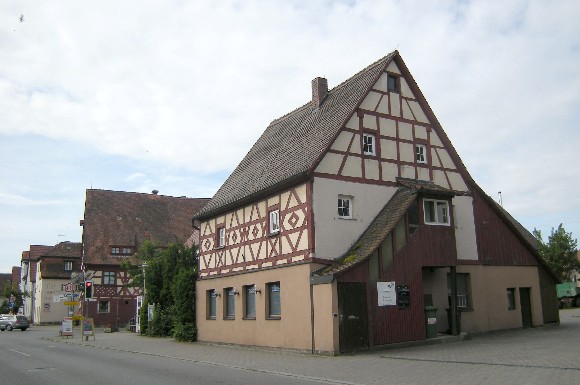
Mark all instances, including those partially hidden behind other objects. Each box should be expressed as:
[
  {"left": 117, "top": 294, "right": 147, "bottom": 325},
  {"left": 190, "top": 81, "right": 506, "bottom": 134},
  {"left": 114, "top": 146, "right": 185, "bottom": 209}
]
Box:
[
  {"left": 312, "top": 177, "right": 397, "bottom": 259},
  {"left": 453, "top": 196, "right": 478, "bottom": 260}
]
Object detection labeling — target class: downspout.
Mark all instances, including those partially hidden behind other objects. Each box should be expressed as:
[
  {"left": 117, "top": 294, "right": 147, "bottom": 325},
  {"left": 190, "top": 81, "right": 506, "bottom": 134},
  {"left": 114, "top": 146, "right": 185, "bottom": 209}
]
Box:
[
  {"left": 310, "top": 281, "right": 315, "bottom": 355},
  {"left": 450, "top": 266, "right": 458, "bottom": 335}
]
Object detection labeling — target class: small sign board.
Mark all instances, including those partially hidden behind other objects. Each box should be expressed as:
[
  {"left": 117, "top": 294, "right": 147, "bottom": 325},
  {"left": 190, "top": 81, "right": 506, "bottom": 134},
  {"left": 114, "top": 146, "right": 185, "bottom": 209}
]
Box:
[
  {"left": 377, "top": 281, "right": 396, "bottom": 307},
  {"left": 64, "top": 301, "right": 79, "bottom": 306},
  {"left": 61, "top": 317, "right": 73, "bottom": 337},
  {"left": 82, "top": 318, "right": 95, "bottom": 340}
]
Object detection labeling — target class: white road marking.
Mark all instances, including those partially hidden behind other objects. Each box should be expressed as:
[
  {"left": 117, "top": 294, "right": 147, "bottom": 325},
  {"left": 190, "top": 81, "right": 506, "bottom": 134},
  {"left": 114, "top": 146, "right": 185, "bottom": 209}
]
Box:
[{"left": 9, "top": 348, "right": 31, "bottom": 357}]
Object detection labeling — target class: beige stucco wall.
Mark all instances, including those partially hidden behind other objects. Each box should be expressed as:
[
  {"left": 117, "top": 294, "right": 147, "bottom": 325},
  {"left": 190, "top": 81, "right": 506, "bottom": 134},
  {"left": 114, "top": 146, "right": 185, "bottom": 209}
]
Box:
[
  {"left": 197, "top": 263, "right": 328, "bottom": 352},
  {"left": 34, "top": 278, "right": 77, "bottom": 324},
  {"left": 312, "top": 281, "right": 339, "bottom": 354},
  {"left": 312, "top": 177, "right": 397, "bottom": 260},
  {"left": 459, "top": 265, "right": 544, "bottom": 333},
  {"left": 453, "top": 196, "right": 478, "bottom": 261}
]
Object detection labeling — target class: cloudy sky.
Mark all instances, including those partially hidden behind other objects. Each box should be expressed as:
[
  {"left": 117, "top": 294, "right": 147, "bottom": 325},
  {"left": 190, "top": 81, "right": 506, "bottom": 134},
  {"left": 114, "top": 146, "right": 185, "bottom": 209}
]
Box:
[{"left": 1, "top": 0, "right": 579, "bottom": 273}]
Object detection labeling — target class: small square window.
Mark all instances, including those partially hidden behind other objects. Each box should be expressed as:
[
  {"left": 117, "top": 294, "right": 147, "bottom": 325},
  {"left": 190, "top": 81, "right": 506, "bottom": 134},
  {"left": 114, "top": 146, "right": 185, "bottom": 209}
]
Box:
[
  {"left": 64, "top": 261, "right": 73, "bottom": 271},
  {"left": 267, "top": 282, "right": 281, "bottom": 319},
  {"left": 121, "top": 247, "right": 132, "bottom": 255},
  {"left": 416, "top": 144, "right": 427, "bottom": 164},
  {"left": 217, "top": 227, "right": 226, "bottom": 248},
  {"left": 338, "top": 195, "right": 352, "bottom": 219},
  {"left": 507, "top": 288, "right": 516, "bottom": 310},
  {"left": 363, "top": 133, "right": 376, "bottom": 156},
  {"left": 111, "top": 247, "right": 120, "bottom": 255},
  {"left": 387, "top": 74, "right": 398, "bottom": 92},
  {"left": 98, "top": 301, "right": 110, "bottom": 313},
  {"left": 269, "top": 210, "right": 280, "bottom": 235},
  {"left": 424, "top": 199, "right": 450, "bottom": 225},
  {"left": 103, "top": 271, "right": 115, "bottom": 285},
  {"left": 207, "top": 290, "right": 217, "bottom": 319}
]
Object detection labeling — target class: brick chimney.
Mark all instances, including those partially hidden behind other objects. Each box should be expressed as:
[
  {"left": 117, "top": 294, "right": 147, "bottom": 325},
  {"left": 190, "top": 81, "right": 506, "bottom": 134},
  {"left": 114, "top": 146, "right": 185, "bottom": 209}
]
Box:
[{"left": 311, "top": 77, "right": 328, "bottom": 108}]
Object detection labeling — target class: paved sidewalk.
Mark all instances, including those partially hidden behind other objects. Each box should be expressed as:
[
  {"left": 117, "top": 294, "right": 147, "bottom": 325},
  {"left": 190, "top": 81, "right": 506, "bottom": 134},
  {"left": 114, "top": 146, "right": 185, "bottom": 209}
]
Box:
[{"left": 34, "top": 308, "right": 580, "bottom": 385}]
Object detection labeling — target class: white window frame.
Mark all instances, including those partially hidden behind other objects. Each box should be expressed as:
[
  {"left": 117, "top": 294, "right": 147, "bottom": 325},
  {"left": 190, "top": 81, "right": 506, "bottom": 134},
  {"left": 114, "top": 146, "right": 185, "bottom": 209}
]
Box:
[
  {"left": 217, "top": 227, "right": 226, "bottom": 248},
  {"left": 64, "top": 261, "right": 73, "bottom": 271},
  {"left": 416, "top": 144, "right": 427, "bottom": 164},
  {"left": 423, "top": 199, "right": 450, "bottom": 225},
  {"left": 363, "top": 133, "right": 376, "bottom": 156},
  {"left": 338, "top": 195, "right": 353, "bottom": 219},
  {"left": 98, "top": 300, "right": 110, "bottom": 313},
  {"left": 269, "top": 210, "right": 280, "bottom": 235}
]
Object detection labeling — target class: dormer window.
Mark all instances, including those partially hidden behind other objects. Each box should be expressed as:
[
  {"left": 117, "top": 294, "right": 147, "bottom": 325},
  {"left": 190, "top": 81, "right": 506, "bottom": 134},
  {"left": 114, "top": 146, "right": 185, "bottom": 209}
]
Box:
[
  {"left": 424, "top": 199, "right": 450, "bottom": 225},
  {"left": 363, "top": 134, "right": 376, "bottom": 156},
  {"left": 111, "top": 247, "right": 120, "bottom": 255},
  {"left": 111, "top": 246, "right": 133, "bottom": 255}
]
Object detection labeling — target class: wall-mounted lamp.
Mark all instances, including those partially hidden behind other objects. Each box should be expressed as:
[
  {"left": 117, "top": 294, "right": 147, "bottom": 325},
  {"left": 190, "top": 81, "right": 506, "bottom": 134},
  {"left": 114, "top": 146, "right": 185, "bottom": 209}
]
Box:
[
  {"left": 214, "top": 291, "right": 221, "bottom": 297},
  {"left": 233, "top": 288, "right": 240, "bottom": 295},
  {"left": 254, "top": 286, "right": 262, "bottom": 294}
]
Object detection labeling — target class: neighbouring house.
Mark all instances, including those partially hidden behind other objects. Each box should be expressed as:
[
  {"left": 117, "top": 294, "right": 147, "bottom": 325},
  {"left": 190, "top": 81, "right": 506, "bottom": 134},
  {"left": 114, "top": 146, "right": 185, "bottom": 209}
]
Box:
[
  {"left": 11, "top": 266, "right": 21, "bottom": 287},
  {"left": 193, "top": 51, "right": 560, "bottom": 355},
  {"left": 81, "top": 189, "right": 209, "bottom": 327},
  {"left": 20, "top": 245, "right": 54, "bottom": 322},
  {"left": 34, "top": 241, "right": 82, "bottom": 324}
]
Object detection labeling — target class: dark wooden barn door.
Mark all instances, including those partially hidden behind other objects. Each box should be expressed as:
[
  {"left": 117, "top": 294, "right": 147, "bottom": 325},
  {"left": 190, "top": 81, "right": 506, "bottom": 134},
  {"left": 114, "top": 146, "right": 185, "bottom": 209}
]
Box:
[
  {"left": 338, "top": 282, "right": 369, "bottom": 353},
  {"left": 519, "top": 287, "right": 533, "bottom": 328}
]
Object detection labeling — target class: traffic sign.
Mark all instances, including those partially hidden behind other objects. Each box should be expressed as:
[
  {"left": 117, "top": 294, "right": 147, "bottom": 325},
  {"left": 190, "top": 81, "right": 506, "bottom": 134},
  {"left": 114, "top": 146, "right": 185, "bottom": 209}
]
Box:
[{"left": 64, "top": 301, "right": 79, "bottom": 306}]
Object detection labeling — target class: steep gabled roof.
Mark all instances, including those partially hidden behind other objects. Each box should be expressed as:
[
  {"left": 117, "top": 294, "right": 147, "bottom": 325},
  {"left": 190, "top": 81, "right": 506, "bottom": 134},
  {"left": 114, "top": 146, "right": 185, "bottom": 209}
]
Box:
[
  {"left": 83, "top": 189, "right": 209, "bottom": 265},
  {"left": 195, "top": 51, "right": 398, "bottom": 220}
]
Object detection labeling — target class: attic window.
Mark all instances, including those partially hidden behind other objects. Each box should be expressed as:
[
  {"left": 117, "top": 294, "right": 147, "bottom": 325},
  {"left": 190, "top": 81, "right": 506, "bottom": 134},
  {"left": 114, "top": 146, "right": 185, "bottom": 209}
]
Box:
[
  {"left": 387, "top": 74, "right": 399, "bottom": 92},
  {"left": 64, "top": 261, "right": 73, "bottom": 271},
  {"left": 111, "top": 246, "right": 133, "bottom": 256}
]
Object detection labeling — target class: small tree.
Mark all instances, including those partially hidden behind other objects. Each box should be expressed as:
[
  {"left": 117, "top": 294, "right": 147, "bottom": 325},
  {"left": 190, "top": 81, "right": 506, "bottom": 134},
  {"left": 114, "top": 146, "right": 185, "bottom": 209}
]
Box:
[
  {"left": 534, "top": 224, "right": 579, "bottom": 281},
  {"left": 123, "top": 241, "right": 198, "bottom": 340}
]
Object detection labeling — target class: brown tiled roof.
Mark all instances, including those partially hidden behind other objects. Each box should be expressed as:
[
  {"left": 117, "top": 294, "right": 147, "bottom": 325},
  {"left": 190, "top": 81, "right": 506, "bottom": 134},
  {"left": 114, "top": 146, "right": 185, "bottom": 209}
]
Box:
[
  {"left": 26, "top": 245, "right": 54, "bottom": 282},
  {"left": 28, "top": 245, "right": 54, "bottom": 260},
  {"left": 315, "top": 187, "right": 419, "bottom": 276},
  {"left": 11, "top": 266, "right": 21, "bottom": 284},
  {"left": 194, "top": 51, "right": 398, "bottom": 220},
  {"left": 43, "top": 242, "right": 82, "bottom": 259},
  {"left": 82, "top": 189, "right": 209, "bottom": 266}
]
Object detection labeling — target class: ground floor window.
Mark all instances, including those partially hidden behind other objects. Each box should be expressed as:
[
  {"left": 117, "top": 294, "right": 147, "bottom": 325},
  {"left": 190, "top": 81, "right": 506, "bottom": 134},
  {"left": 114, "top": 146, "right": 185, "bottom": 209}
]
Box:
[
  {"left": 207, "top": 289, "right": 217, "bottom": 319},
  {"left": 507, "top": 288, "right": 516, "bottom": 310},
  {"left": 267, "top": 282, "right": 281, "bottom": 318},
  {"left": 447, "top": 273, "right": 471, "bottom": 310},
  {"left": 98, "top": 301, "right": 110, "bottom": 313},
  {"left": 244, "top": 285, "right": 256, "bottom": 319},
  {"left": 224, "top": 287, "right": 235, "bottom": 319}
]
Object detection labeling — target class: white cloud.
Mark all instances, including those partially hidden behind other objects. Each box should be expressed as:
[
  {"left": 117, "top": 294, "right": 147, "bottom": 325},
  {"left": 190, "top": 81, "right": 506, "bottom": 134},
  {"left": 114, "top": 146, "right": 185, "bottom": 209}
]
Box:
[{"left": 1, "top": 0, "right": 579, "bottom": 270}]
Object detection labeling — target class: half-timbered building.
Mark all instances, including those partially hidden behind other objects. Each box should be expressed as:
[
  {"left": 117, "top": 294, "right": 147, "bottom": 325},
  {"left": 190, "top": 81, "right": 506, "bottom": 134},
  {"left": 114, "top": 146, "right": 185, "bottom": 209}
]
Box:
[
  {"left": 81, "top": 189, "right": 208, "bottom": 327},
  {"left": 193, "top": 51, "right": 559, "bottom": 354}
]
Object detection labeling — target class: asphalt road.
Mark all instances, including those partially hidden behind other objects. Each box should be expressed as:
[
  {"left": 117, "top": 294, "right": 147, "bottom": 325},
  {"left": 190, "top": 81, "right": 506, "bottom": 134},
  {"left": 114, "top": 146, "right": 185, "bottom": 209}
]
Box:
[
  {"left": 1, "top": 308, "right": 579, "bottom": 385},
  {"left": 0, "top": 329, "right": 328, "bottom": 385}
]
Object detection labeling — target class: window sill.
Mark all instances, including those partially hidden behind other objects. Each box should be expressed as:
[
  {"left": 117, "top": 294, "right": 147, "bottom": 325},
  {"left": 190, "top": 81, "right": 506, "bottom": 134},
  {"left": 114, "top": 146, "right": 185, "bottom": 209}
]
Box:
[
  {"left": 207, "top": 317, "right": 216, "bottom": 320},
  {"left": 266, "top": 316, "right": 281, "bottom": 320},
  {"left": 243, "top": 317, "right": 256, "bottom": 320},
  {"left": 223, "top": 317, "right": 235, "bottom": 320},
  {"left": 268, "top": 231, "right": 280, "bottom": 237},
  {"left": 338, "top": 217, "right": 354, "bottom": 220}
]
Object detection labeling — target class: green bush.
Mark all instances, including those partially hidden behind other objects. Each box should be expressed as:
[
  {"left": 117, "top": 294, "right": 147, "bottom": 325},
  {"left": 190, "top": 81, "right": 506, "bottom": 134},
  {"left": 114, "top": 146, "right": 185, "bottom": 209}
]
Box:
[
  {"left": 148, "top": 308, "right": 173, "bottom": 337},
  {"left": 173, "top": 322, "right": 197, "bottom": 342}
]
